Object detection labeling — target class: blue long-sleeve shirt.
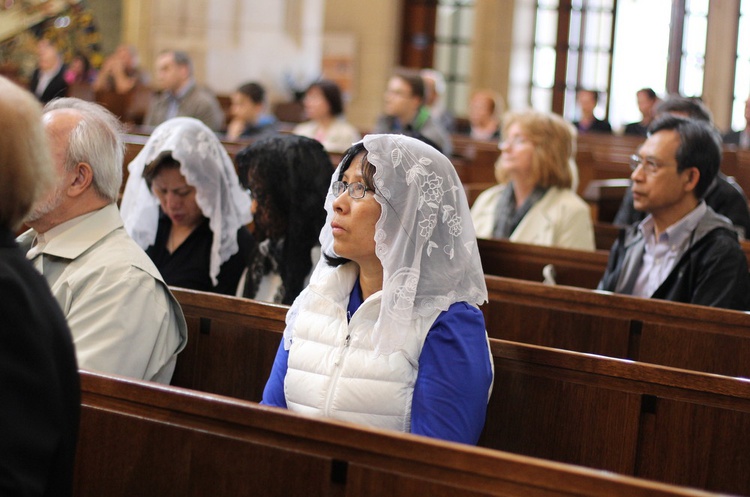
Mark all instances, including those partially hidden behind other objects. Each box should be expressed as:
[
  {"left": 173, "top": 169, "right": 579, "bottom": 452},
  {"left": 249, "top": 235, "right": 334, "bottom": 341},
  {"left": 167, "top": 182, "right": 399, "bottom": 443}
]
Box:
[{"left": 261, "top": 281, "right": 493, "bottom": 444}]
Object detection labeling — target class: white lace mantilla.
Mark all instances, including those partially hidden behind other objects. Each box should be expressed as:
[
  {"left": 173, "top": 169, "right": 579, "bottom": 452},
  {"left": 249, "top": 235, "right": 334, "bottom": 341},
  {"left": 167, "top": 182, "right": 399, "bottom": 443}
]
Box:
[
  {"left": 120, "top": 117, "right": 252, "bottom": 286},
  {"left": 285, "top": 134, "right": 487, "bottom": 355}
]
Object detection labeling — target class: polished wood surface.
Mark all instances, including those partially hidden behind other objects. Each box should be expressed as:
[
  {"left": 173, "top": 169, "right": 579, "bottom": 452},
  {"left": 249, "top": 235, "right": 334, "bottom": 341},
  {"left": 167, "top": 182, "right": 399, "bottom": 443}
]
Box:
[
  {"left": 170, "top": 289, "right": 286, "bottom": 402},
  {"left": 166, "top": 287, "right": 750, "bottom": 494},
  {"left": 483, "top": 274, "right": 750, "bottom": 377},
  {"left": 478, "top": 237, "right": 609, "bottom": 288},
  {"left": 482, "top": 339, "right": 750, "bottom": 495},
  {"left": 76, "top": 369, "right": 721, "bottom": 497}
]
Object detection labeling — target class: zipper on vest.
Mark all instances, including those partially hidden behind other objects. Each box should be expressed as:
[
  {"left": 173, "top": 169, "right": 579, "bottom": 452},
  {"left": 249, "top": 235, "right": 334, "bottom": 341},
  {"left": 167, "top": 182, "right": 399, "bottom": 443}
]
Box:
[
  {"left": 333, "top": 333, "right": 351, "bottom": 367},
  {"left": 324, "top": 331, "right": 353, "bottom": 417}
]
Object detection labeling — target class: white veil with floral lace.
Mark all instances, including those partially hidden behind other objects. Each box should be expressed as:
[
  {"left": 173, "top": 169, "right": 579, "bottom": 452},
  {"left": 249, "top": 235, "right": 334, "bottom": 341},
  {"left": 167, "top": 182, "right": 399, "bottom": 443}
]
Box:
[
  {"left": 120, "top": 117, "right": 252, "bottom": 286},
  {"left": 283, "top": 133, "right": 487, "bottom": 355}
]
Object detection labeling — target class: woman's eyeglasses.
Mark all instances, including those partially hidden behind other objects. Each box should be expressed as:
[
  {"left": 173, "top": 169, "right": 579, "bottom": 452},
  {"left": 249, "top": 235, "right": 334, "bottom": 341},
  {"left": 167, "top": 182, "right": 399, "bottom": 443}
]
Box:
[{"left": 330, "top": 181, "right": 370, "bottom": 199}]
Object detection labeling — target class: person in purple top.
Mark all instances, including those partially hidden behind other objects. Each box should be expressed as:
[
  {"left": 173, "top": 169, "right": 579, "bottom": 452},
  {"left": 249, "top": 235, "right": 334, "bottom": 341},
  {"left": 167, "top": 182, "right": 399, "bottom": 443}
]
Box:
[{"left": 261, "top": 134, "right": 493, "bottom": 444}]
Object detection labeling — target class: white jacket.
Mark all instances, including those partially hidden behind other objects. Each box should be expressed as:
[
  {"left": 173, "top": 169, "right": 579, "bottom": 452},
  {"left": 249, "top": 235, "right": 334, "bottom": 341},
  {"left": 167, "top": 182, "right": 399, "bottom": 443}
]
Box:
[
  {"left": 293, "top": 118, "right": 362, "bottom": 154},
  {"left": 285, "top": 263, "right": 436, "bottom": 432},
  {"left": 470, "top": 184, "right": 595, "bottom": 251}
]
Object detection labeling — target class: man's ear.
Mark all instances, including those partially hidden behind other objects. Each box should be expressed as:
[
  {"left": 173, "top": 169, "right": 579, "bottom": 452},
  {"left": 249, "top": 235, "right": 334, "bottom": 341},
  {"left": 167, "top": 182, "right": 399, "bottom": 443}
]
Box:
[
  {"left": 67, "top": 162, "right": 95, "bottom": 197},
  {"left": 179, "top": 65, "right": 191, "bottom": 81},
  {"left": 683, "top": 166, "right": 700, "bottom": 193}
]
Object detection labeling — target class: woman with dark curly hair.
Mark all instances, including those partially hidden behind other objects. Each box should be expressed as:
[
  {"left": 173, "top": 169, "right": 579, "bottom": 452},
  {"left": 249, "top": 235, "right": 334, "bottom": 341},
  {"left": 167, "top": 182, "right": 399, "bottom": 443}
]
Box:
[{"left": 236, "top": 134, "right": 332, "bottom": 304}]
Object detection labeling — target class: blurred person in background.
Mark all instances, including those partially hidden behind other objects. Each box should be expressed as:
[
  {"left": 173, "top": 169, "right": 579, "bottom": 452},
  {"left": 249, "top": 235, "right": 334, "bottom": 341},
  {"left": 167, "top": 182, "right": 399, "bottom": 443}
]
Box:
[
  {"left": 471, "top": 109, "right": 595, "bottom": 250},
  {"left": 293, "top": 79, "right": 361, "bottom": 154}
]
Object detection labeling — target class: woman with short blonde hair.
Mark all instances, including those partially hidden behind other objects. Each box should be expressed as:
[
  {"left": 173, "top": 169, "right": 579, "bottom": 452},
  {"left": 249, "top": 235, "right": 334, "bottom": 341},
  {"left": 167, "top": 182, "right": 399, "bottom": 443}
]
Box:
[{"left": 471, "top": 109, "right": 594, "bottom": 250}]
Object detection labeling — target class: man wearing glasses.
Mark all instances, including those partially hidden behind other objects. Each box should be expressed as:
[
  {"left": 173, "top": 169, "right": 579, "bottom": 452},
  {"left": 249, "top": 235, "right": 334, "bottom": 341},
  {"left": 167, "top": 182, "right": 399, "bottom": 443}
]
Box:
[
  {"left": 373, "top": 68, "right": 452, "bottom": 156},
  {"left": 613, "top": 96, "right": 750, "bottom": 238},
  {"left": 598, "top": 114, "right": 750, "bottom": 310}
]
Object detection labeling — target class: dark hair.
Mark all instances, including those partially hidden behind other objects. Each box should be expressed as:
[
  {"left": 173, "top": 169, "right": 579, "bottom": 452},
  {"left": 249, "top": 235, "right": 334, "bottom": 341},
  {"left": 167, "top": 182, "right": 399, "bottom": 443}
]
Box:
[
  {"left": 393, "top": 68, "right": 425, "bottom": 102},
  {"left": 323, "top": 141, "right": 376, "bottom": 268},
  {"left": 637, "top": 88, "right": 657, "bottom": 101},
  {"left": 143, "top": 152, "right": 180, "bottom": 189},
  {"left": 72, "top": 52, "right": 91, "bottom": 76},
  {"left": 235, "top": 135, "right": 332, "bottom": 303},
  {"left": 307, "top": 79, "right": 344, "bottom": 116},
  {"left": 170, "top": 50, "right": 193, "bottom": 73},
  {"left": 647, "top": 114, "right": 721, "bottom": 199},
  {"left": 335, "top": 141, "right": 376, "bottom": 190},
  {"left": 237, "top": 82, "right": 266, "bottom": 105},
  {"left": 656, "top": 96, "right": 712, "bottom": 122},
  {"left": 578, "top": 89, "right": 599, "bottom": 104}
]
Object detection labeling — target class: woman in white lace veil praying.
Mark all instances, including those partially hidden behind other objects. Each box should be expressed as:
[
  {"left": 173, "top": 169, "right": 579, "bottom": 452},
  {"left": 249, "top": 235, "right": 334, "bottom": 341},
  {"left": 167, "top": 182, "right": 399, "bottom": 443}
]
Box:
[
  {"left": 261, "top": 134, "right": 493, "bottom": 444},
  {"left": 120, "top": 117, "right": 253, "bottom": 295}
]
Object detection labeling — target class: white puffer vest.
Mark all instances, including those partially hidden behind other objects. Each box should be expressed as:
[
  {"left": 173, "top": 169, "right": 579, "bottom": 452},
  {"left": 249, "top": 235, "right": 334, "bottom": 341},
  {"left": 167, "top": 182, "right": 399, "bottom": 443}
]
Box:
[{"left": 284, "top": 264, "right": 437, "bottom": 432}]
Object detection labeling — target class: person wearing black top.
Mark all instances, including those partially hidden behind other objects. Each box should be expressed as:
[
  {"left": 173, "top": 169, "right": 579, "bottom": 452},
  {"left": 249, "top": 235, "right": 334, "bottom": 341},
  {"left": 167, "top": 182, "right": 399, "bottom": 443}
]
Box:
[
  {"left": 613, "top": 95, "right": 750, "bottom": 238},
  {"left": 121, "top": 117, "right": 254, "bottom": 296},
  {"left": 0, "top": 75, "right": 80, "bottom": 497},
  {"left": 147, "top": 212, "right": 253, "bottom": 294},
  {"left": 28, "top": 38, "right": 68, "bottom": 103},
  {"left": 624, "top": 88, "right": 659, "bottom": 137},
  {"left": 573, "top": 89, "right": 612, "bottom": 134}
]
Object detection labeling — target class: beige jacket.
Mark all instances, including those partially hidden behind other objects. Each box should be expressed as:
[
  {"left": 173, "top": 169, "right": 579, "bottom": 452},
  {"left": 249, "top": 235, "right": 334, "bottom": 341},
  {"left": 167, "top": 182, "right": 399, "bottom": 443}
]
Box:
[
  {"left": 470, "top": 184, "right": 595, "bottom": 251},
  {"left": 18, "top": 204, "right": 187, "bottom": 383}
]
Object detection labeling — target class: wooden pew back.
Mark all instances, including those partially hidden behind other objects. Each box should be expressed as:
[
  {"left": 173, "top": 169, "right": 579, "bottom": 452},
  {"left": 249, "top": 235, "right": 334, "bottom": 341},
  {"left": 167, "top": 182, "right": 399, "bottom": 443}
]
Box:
[
  {"left": 478, "top": 238, "right": 609, "bottom": 288},
  {"left": 168, "top": 288, "right": 750, "bottom": 494},
  {"left": 483, "top": 275, "right": 750, "bottom": 377},
  {"left": 76, "top": 369, "right": 719, "bottom": 497},
  {"left": 481, "top": 339, "right": 750, "bottom": 495},
  {"left": 170, "top": 289, "right": 286, "bottom": 402}
]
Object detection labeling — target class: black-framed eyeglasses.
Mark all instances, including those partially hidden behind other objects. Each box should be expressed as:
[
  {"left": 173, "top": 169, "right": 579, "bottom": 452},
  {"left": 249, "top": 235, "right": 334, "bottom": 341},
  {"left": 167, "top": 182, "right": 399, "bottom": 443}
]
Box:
[
  {"left": 629, "top": 154, "right": 665, "bottom": 175},
  {"left": 330, "top": 181, "right": 370, "bottom": 199}
]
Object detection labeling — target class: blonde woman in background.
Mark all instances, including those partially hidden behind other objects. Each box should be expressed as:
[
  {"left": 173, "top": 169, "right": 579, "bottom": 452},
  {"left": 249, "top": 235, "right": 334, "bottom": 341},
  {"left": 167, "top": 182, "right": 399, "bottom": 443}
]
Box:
[{"left": 470, "top": 109, "right": 594, "bottom": 250}]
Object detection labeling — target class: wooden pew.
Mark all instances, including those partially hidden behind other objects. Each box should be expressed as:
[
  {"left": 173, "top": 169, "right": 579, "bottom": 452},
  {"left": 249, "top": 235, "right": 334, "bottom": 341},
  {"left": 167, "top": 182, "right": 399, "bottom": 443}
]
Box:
[
  {"left": 76, "top": 370, "right": 717, "bottom": 497},
  {"left": 450, "top": 135, "right": 499, "bottom": 185},
  {"left": 481, "top": 233, "right": 750, "bottom": 288},
  {"left": 481, "top": 339, "right": 750, "bottom": 495},
  {"left": 582, "top": 178, "right": 631, "bottom": 223},
  {"left": 482, "top": 275, "right": 750, "bottom": 377},
  {"left": 174, "top": 269, "right": 750, "bottom": 384},
  {"left": 168, "top": 288, "right": 750, "bottom": 494},
  {"left": 170, "top": 289, "right": 286, "bottom": 402},
  {"left": 717, "top": 148, "right": 750, "bottom": 197},
  {"left": 594, "top": 220, "right": 622, "bottom": 250},
  {"left": 478, "top": 238, "right": 609, "bottom": 288}
]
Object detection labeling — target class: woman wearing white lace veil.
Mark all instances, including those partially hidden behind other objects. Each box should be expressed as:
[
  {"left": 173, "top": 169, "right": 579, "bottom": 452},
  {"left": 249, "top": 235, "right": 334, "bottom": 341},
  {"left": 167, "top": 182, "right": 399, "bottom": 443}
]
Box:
[
  {"left": 120, "top": 117, "right": 253, "bottom": 295},
  {"left": 262, "top": 134, "right": 493, "bottom": 444}
]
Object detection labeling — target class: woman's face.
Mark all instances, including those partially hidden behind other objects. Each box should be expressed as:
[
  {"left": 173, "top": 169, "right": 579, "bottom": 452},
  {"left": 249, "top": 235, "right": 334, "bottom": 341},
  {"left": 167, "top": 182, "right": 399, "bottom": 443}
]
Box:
[
  {"left": 498, "top": 122, "right": 535, "bottom": 180},
  {"left": 330, "top": 154, "right": 381, "bottom": 268},
  {"left": 303, "top": 86, "right": 331, "bottom": 121},
  {"left": 151, "top": 167, "right": 204, "bottom": 229},
  {"left": 469, "top": 94, "right": 493, "bottom": 126}
]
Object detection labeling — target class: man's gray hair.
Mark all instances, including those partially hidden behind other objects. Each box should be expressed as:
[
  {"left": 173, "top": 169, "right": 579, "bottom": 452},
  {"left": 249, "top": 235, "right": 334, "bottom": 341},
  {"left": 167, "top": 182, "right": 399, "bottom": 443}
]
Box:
[{"left": 43, "top": 98, "right": 125, "bottom": 203}]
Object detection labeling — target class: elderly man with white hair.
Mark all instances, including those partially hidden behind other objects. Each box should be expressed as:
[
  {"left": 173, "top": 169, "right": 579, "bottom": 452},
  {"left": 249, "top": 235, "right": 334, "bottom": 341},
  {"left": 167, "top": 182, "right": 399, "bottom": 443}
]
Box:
[{"left": 17, "top": 97, "right": 187, "bottom": 384}]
